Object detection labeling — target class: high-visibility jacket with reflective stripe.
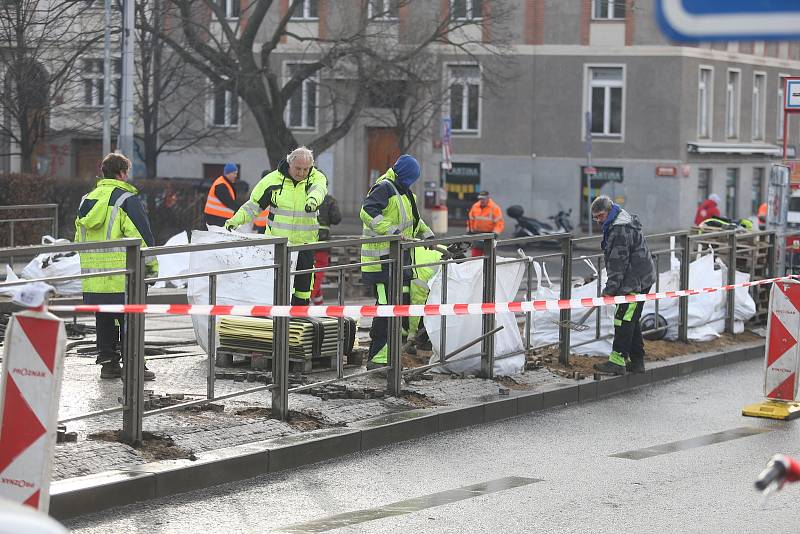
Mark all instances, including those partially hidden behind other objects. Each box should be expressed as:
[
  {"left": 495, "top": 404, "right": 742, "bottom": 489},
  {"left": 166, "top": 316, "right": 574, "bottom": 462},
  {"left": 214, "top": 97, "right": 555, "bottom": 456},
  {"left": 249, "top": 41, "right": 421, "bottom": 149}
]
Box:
[
  {"left": 360, "top": 169, "right": 433, "bottom": 273},
  {"left": 74, "top": 179, "right": 157, "bottom": 294},
  {"left": 253, "top": 209, "right": 269, "bottom": 228},
  {"left": 408, "top": 246, "right": 442, "bottom": 335},
  {"left": 227, "top": 163, "right": 327, "bottom": 244},
  {"left": 467, "top": 199, "right": 504, "bottom": 234},
  {"left": 204, "top": 176, "right": 236, "bottom": 218}
]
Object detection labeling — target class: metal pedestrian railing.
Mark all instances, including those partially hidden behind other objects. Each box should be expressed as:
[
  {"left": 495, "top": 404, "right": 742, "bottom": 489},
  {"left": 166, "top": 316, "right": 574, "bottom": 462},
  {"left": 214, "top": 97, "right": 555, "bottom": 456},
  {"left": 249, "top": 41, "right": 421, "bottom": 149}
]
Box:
[{"left": 0, "top": 226, "right": 784, "bottom": 446}]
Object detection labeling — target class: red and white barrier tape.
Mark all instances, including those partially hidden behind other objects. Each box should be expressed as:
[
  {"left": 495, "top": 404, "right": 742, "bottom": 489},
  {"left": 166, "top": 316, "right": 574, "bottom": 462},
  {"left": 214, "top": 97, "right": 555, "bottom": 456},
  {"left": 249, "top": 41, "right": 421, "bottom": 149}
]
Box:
[{"left": 45, "top": 274, "right": 800, "bottom": 318}]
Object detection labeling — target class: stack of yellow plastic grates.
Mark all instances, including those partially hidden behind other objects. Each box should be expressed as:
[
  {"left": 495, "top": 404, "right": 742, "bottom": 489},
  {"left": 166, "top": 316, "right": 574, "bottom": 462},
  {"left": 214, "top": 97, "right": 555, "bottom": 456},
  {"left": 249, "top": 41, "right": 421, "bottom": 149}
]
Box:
[{"left": 217, "top": 316, "right": 355, "bottom": 363}]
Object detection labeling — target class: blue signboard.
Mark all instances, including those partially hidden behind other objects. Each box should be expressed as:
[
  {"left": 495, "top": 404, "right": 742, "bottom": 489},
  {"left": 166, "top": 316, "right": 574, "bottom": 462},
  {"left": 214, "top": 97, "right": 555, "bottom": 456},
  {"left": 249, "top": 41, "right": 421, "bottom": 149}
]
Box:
[{"left": 657, "top": 0, "right": 800, "bottom": 41}]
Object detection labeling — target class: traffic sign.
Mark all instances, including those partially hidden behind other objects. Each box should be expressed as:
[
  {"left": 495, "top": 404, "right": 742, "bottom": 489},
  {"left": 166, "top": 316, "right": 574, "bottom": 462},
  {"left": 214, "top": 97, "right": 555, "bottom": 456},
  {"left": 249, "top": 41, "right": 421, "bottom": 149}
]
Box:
[
  {"left": 584, "top": 167, "right": 597, "bottom": 175},
  {"left": 657, "top": 0, "right": 800, "bottom": 41},
  {"left": 787, "top": 79, "right": 800, "bottom": 111}
]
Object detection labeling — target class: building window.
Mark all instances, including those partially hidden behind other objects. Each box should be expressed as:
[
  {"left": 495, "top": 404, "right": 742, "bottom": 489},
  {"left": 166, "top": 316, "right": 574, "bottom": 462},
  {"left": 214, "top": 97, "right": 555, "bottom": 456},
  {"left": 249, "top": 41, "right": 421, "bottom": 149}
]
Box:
[
  {"left": 592, "top": 0, "right": 625, "bottom": 20},
  {"left": 752, "top": 167, "right": 765, "bottom": 216},
  {"left": 451, "top": 0, "right": 482, "bottom": 20},
  {"left": 752, "top": 73, "right": 766, "bottom": 141},
  {"left": 725, "top": 70, "right": 741, "bottom": 139},
  {"left": 82, "top": 59, "right": 121, "bottom": 108},
  {"left": 778, "top": 79, "right": 786, "bottom": 141},
  {"left": 210, "top": 82, "right": 238, "bottom": 127},
  {"left": 448, "top": 64, "right": 480, "bottom": 134},
  {"left": 698, "top": 67, "right": 713, "bottom": 139},
  {"left": 368, "top": 0, "right": 398, "bottom": 20},
  {"left": 726, "top": 168, "right": 739, "bottom": 218},
  {"left": 290, "top": 0, "right": 318, "bottom": 20},
  {"left": 698, "top": 168, "right": 711, "bottom": 205},
  {"left": 285, "top": 63, "right": 317, "bottom": 130},
  {"left": 216, "top": 0, "right": 240, "bottom": 18},
  {"left": 587, "top": 66, "right": 624, "bottom": 137}
]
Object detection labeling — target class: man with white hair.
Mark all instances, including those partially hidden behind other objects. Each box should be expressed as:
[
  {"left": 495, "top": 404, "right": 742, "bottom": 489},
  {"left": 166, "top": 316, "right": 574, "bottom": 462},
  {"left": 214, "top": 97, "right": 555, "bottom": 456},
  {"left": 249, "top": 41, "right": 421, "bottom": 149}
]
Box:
[
  {"left": 225, "top": 146, "right": 328, "bottom": 305},
  {"left": 694, "top": 193, "right": 721, "bottom": 226}
]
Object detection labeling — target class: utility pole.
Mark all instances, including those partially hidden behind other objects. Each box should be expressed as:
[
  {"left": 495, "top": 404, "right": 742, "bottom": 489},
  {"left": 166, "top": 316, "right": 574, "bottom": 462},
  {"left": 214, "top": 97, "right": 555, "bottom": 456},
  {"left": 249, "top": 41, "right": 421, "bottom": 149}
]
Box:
[
  {"left": 101, "top": 0, "right": 112, "bottom": 156},
  {"left": 118, "top": 0, "right": 135, "bottom": 158},
  {"left": 585, "top": 111, "right": 594, "bottom": 237}
]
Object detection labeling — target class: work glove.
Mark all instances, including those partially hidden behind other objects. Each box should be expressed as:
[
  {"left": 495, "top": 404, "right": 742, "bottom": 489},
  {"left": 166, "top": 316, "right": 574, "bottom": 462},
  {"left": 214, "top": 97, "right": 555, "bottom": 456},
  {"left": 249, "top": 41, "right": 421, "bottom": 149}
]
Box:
[
  {"left": 224, "top": 220, "right": 236, "bottom": 231},
  {"left": 305, "top": 200, "right": 318, "bottom": 213}
]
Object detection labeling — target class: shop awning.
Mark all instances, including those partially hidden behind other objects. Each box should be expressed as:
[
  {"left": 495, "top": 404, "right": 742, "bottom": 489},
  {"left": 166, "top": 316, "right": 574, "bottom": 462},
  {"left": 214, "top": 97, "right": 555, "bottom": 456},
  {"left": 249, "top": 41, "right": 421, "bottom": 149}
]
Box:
[{"left": 687, "top": 142, "right": 796, "bottom": 157}]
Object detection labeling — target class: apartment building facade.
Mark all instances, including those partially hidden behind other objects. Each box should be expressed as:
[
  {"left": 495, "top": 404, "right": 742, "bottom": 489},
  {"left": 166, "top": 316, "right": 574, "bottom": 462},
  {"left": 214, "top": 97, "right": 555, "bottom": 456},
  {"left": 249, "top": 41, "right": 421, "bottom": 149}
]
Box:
[{"left": 7, "top": 0, "right": 800, "bottom": 234}]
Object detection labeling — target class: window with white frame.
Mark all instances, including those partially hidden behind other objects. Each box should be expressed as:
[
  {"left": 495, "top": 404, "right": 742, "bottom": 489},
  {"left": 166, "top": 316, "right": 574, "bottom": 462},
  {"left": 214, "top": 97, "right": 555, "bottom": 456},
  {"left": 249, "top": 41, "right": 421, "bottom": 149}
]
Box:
[
  {"left": 587, "top": 66, "right": 624, "bottom": 137},
  {"left": 210, "top": 81, "right": 238, "bottom": 127},
  {"left": 592, "top": 0, "right": 625, "bottom": 20},
  {"left": 215, "top": 0, "right": 240, "bottom": 19},
  {"left": 290, "top": 0, "right": 318, "bottom": 20},
  {"left": 368, "top": 0, "right": 398, "bottom": 20},
  {"left": 285, "top": 63, "right": 317, "bottom": 130},
  {"left": 82, "top": 59, "right": 120, "bottom": 108},
  {"left": 778, "top": 79, "right": 786, "bottom": 140},
  {"left": 752, "top": 73, "right": 766, "bottom": 141},
  {"left": 448, "top": 64, "right": 480, "bottom": 134},
  {"left": 698, "top": 67, "right": 713, "bottom": 139},
  {"left": 725, "top": 70, "right": 740, "bottom": 139},
  {"left": 452, "top": 0, "right": 482, "bottom": 20}
]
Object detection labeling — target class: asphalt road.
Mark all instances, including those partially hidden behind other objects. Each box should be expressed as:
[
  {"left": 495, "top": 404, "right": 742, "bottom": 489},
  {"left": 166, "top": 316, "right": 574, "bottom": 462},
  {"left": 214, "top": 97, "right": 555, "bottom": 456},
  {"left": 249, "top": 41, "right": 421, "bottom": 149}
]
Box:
[{"left": 65, "top": 358, "right": 799, "bottom": 534}]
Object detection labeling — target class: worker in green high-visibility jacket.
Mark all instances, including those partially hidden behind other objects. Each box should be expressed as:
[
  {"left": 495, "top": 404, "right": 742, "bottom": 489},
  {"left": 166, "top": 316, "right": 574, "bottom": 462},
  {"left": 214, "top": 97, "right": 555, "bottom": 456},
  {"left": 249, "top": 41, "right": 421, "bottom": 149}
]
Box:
[
  {"left": 75, "top": 152, "right": 158, "bottom": 380},
  {"left": 360, "top": 155, "right": 434, "bottom": 369},
  {"left": 225, "top": 146, "right": 328, "bottom": 305}
]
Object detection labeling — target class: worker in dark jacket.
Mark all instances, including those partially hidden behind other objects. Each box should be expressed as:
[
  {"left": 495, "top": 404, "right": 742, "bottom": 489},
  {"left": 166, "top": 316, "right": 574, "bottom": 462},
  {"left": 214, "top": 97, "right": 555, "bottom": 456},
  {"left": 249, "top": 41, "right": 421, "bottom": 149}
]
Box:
[
  {"left": 590, "top": 195, "right": 655, "bottom": 376},
  {"left": 310, "top": 194, "right": 341, "bottom": 305},
  {"left": 203, "top": 163, "right": 241, "bottom": 228}
]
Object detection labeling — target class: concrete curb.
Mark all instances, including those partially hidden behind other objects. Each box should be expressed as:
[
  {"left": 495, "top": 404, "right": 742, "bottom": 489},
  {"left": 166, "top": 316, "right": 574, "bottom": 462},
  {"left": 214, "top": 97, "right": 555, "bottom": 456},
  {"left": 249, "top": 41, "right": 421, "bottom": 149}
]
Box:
[{"left": 49, "top": 341, "right": 764, "bottom": 520}]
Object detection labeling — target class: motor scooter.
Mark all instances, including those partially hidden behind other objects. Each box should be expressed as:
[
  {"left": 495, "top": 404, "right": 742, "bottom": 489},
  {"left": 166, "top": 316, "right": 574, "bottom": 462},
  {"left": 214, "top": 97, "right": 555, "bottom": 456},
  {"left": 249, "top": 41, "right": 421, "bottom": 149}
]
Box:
[{"left": 506, "top": 205, "right": 573, "bottom": 238}]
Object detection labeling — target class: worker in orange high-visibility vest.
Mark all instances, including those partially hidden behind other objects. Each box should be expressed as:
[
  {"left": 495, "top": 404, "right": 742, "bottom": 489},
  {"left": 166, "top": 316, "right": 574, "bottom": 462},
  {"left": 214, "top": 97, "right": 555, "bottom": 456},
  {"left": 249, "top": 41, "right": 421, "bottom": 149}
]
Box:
[
  {"left": 203, "top": 163, "right": 241, "bottom": 228},
  {"left": 467, "top": 191, "right": 504, "bottom": 256}
]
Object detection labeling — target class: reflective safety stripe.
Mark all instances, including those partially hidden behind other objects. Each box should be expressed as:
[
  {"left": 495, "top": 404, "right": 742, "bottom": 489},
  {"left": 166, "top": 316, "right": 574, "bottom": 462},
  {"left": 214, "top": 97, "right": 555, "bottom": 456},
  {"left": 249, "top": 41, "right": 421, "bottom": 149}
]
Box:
[
  {"left": 268, "top": 220, "right": 319, "bottom": 232},
  {"left": 384, "top": 179, "right": 410, "bottom": 233},
  {"left": 361, "top": 247, "right": 389, "bottom": 257},
  {"left": 107, "top": 192, "right": 134, "bottom": 240},
  {"left": 271, "top": 207, "right": 318, "bottom": 219},
  {"left": 82, "top": 246, "right": 128, "bottom": 254},
  {"left": 204, "top": 176, "right": 236, "bottom": 217},
  {"left": 412, "top": 278, "right": 428, "bottom": 289},
  {"left": 370, "top": 214, "right": 384, "bottom": 228},
  {"left": 420, "top": 228, "right": 434, "bottom": 239},
  {"left": 470, "top": 216, "right": 494, "bottom": 221},
  {"left": 623, "top": 302, "right": 637, "bottom": 322},
  {"left": 376, "top": 283, "right": 387, "bottom": 305},
  {"left": 242, "top": 200, "right": 262, "bottom": 218}
]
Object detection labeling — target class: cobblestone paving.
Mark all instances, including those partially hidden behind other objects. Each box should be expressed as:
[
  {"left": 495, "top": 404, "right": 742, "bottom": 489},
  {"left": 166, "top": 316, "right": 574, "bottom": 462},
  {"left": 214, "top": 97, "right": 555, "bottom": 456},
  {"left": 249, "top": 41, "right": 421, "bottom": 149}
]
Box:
[{"left": 5, "top": 314, "right": 577, "bottom": 481}]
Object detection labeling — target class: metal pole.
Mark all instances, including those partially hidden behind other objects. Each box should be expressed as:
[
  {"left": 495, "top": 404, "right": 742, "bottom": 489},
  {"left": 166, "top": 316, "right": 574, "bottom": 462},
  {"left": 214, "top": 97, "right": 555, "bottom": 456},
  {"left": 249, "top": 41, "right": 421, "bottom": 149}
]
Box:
[
  {"left": 52, "top": 204, "right": 59, "bottom": 239},
  {"left": 207, "top": 274, "right": 217, "bottom": 401},
  {"left": 439, "top": 261, "right": 448, "bottom": 363},
  {"left": 595, "top": 256, "right": 602, "bottom": 340},
  {"left": 8, "top": 221, "right": 13, "bottom": 266},
  {"left": 387, "top": 239, "right": 403, "bottom": 396},
  {"left": 768, "top": 231, "right": 777, "bottom": 278},
  {"left": 336, "top": 268, "right": 344, "bottom": 379},
  {"left": 524, "top": 258, "right": 532, "bottom": 353},
  {"left": 558, "top": 236, "right": 572, "bottom": 365},
  {"left": 102, "top": 0, "right": 112, "bottom": 156},
  {"left": 480, "top": 235, "right": 496, "bottom": 378},
  {"left": 725, "top": 233, "right": 736, "bottom": 334},
  {"left": 678, "top": 234, "right": 691, "bottom": 342},
  {"left": 122, "top": 242, "right": 144, "bottom": 445},
  {"left": 271, "top": 241, "right": 290, "bottom": 420},
  {"left": 118, "top": 0, "right": 135, "bottom": 157}
]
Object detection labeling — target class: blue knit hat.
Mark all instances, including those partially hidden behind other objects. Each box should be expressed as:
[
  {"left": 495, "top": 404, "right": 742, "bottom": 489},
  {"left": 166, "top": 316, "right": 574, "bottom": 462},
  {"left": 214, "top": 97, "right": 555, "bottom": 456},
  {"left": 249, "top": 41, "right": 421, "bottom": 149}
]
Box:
[
  {"left": 223, "top": 163, "right": 237, "bottom": 175},
  {"left": 392, "top": 155, "right": 420, "bottom": 188}
]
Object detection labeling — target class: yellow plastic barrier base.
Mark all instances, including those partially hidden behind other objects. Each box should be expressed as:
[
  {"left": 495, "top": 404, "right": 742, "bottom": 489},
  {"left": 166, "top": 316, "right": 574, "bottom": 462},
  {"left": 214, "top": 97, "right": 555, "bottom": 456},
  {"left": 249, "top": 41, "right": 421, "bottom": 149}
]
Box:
[{"left": 742, "top": 400, "right": 800, "bottom": 421}]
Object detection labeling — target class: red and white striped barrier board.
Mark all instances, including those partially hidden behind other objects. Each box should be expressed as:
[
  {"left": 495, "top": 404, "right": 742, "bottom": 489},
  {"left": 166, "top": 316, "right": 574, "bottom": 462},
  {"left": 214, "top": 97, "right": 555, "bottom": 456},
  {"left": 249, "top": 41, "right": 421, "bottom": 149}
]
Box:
[
  {"left": 764, "top": 281, "right": 800, "bottom": 401},
  {"left": 45, "top": 273, "right": 800, "bottom": 319},
  {"left": 0, "top": 309, "right": 66, "bottom": 513}
]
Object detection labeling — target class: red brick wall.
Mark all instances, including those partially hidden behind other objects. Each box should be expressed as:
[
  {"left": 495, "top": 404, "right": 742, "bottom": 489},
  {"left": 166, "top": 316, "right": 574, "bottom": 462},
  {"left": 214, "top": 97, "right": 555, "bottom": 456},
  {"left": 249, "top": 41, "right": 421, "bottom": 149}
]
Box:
[
  {"left": 524, "top": 0, "right": 544, "bottom": 45},
  {"left": 481, "top": 0, "right": 491, "bottom": 43},
  {"left": 580, "top": 0, "right": 590, "bottom": 45},
  {"left": 624, "top": 0, "right": 634, "bottom": 45}
]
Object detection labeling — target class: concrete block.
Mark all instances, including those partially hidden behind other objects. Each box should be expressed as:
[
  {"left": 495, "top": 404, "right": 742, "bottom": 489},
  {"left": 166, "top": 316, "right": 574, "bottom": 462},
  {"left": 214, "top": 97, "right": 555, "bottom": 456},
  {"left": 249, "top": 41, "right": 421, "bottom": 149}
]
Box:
[
  {"left": 145, "top": 444, "right": 269, "bottom": 498},
  {"left": 267, "top": 428, "right": 362, "bottom": 473},
  {"left": 516, "top": 392, "right": 544, "bottom": 415},
  {"left": 355, "top": 410, "right": 439, "bottom": 450},
  {"left": 578, "top": 381, "right": 597, "bottom": 403},
  {"left": 677, "top": 357, "right": 701, "bottom": 376},
  {"left": 651, "top": 363, "right": 678, "bottom": 382},
  {"left": 626, "top": 370, "right": 652, "bottom": 389},
  {"left": 541, "top": 385, "right": 579, "bottom": 409},
  {"left": 49, "top": 470, "right": 156, "bottom": 520},
  {"left": 484, "top": 397, "right": 518, "bottom": 422},
  {"left": 597, "top": 375, "right": 627, "bottom": 398},
  {"left": 437, "top": 405, "right": 485, "bottom": 432},
  {"left": 700, "top": 353, "right": 725, "bottom": 370}
]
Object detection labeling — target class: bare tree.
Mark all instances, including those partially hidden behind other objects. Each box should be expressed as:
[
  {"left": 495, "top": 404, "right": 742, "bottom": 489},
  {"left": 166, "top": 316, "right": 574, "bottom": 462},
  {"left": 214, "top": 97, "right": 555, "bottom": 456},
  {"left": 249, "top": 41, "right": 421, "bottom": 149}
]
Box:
[
  {"left": 141, "top": 0, "right": 513, "bottom": 166},
  {"left": 135, "top": 0, "right": 224, "bottom": 178},
  {"left": 0, "top": 0, "right": 103, "bottom": 173}
]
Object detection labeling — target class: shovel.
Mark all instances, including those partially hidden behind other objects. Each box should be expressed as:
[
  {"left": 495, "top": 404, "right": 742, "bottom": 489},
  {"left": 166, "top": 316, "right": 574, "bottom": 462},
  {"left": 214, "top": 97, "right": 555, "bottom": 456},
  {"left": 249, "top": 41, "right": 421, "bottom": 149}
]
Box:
[{"left": 553, "top": 306, "right": 597, "bottom": 332}]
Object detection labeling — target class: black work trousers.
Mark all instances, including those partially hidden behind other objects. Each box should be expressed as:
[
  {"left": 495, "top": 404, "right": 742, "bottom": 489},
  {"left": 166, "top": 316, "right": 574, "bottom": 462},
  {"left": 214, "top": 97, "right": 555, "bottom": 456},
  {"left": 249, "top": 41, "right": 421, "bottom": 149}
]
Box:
[
  {"left": 95, "top": 313, "right": 124, "bottom": 365},
  {"left": 610, "top": 295, "right": 648, "bottom": 365},
  {"left": 291, "top": 250, "right": 315, "bottom": 306},
  {"left": 367, "top": 282, "right": 411, "bottom": 362}
]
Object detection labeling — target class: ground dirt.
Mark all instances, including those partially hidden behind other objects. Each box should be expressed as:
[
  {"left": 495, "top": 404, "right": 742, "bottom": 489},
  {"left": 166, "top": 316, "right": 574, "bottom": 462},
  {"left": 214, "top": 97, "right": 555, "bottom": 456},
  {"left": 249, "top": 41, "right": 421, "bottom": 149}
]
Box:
[
  {"left": 400, "top": 391, "right": 441, "bottom": 408},
  {"left": 87, "top": 430, "right": 194, "bottom": 461},
  {"left": 533, "top": 330, "right": 764, "bottom": 379}
]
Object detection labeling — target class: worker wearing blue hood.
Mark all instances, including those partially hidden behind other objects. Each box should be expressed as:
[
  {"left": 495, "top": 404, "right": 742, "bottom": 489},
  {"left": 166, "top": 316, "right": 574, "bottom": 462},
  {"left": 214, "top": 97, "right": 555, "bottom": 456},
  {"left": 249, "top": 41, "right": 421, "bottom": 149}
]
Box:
[{"left": 360, "top": 155, "right": 434, "bottom": 369}]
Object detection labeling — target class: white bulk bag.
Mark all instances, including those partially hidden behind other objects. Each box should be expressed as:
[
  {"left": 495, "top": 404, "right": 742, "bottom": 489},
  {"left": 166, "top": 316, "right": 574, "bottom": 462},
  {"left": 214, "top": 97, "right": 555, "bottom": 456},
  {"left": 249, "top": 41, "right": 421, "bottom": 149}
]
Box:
[{"left": 21, "top": 236, "right": 82, "bottom": 295}]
